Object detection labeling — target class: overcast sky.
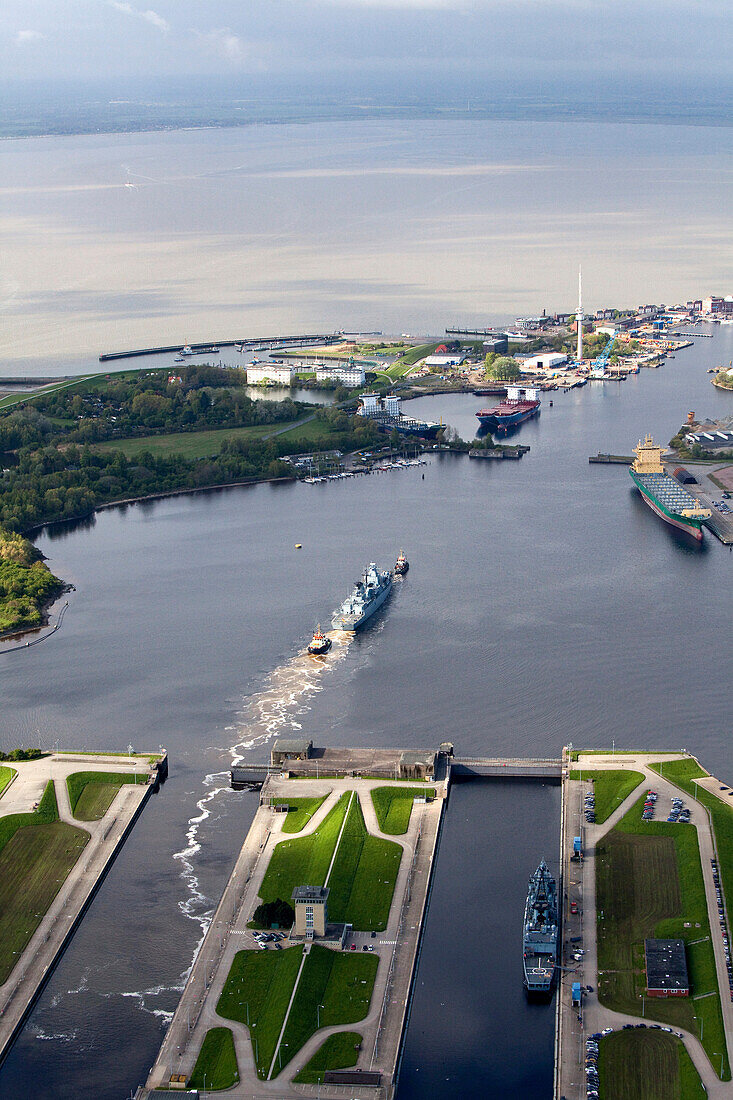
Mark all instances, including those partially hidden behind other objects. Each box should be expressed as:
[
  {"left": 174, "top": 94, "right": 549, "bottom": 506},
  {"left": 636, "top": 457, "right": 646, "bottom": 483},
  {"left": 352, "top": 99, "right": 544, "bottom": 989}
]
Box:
[{"left": 1, "top": 0, "right": 731, "bottom": 92}]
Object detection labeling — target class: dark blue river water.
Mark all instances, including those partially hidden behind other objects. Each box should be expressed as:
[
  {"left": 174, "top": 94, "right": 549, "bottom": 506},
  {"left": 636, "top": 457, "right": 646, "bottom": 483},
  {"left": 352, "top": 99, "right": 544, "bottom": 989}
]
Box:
[{"left": 0, "top": 326, "right": 731, "bottom": 1098}]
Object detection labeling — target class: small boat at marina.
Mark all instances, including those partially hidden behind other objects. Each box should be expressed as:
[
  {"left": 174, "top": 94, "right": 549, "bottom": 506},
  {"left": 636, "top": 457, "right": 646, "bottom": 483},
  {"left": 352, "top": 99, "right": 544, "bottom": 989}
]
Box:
[
  {"left": 308, "top": 625, "right": 332, "bottom": 655},
  {"left": 394, "top": 550, "right": 409, "bottom": 575}
]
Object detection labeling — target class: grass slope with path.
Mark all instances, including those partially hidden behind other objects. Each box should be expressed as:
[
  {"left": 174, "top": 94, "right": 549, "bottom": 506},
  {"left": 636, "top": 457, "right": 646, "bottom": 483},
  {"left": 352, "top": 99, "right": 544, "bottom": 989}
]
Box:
[
  {"left": 66, "top": 770, "right": 142, "bottom": 820},
  {"left": 259, "top": 793, "right": 350, "bottom": 907},
  {"left": 569, "top": 770, "right": 645, "bottom": 824},
  {"left": 187, "top": 1026, "right": 239, "bottom": 1091},
  {"left": 279, "top": 796, "right": 328, "bottom": 834},
  {"left": 217, "top": 945, "right": 377, "bottom": 1079},
  {"left": 599, "top": 1029, "right": 706, "bottom": 1100},
  {"left": 0, "top": 780, "right": 89, "bottom": 984},
  {"left": 370, "top": 786, "right": 435, "bottom": 834},
  {"left": 596, "top": 791, "right": 729, "bottom": 1078},
  {"left": 326, "top": 795, "right": 402, "bottom": 930},
  {"left": 293, "top": 1031, "right": 363, "bottom": 1083},
  {"left": 95, "top": 422, "right": 277, "bottom": 459}
]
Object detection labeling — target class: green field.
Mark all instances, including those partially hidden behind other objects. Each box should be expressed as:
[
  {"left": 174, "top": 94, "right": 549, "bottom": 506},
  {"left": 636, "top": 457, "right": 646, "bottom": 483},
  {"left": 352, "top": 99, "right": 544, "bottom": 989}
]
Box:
[
  {"left": 259, "top": 793, "right": 350, "bottom": 906},
  {"left": 0, "top": 766, "right": 16, "bottom": 796},
  {"left": 269, "top": 417, "right": 342, "bottom": 445},
  {"left": 569, "top": 770, "right": 645, "bottom": 823},
  {"left": 371, "top": 786, "right": 435, "bottom": 834},
  {"left": 293, "top": 1031, "right": 362, "bottom": 1083},
  {"left": 599, "top": 1030, "right": 706, "bottom": 1100},
  {"left": 325, "top": 795, "right": 401, "bottom": 930},
  {"left": 279, "top": 796, "right": 327, "bottom": 834},
  {"left": 384, "top": 343, "right": 439, "bottom": 379},
  {"left": 0, "top": 781, "right": 89, "bottom": 983},
  {"left": 96, "top": 422, "right": 276, "bottom": 459},
  {"left": 188, "top": 1027, "right": 239, "bottom": 1091},
  {"left": 66, "top": 770, "right": 142, "bottom": 820},
  {"left": 597, "top": 792, "right": 729, "bottom": 1077}
]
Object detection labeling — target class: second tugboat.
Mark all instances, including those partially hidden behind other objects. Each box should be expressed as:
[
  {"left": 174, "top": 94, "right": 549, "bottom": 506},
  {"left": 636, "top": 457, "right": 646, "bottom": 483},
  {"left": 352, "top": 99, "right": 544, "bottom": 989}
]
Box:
[
  {"left": 523, "top": 860, "right": 558, "bottom": 997},
  {"left": 394, "top": 550, "right": 409, "bottom": 576},
  {"left": 332, "top": 563, "right": 393, "bottom": 631},
  {"left": 307, "top": 625, "right": 332, "bottom": 655}
]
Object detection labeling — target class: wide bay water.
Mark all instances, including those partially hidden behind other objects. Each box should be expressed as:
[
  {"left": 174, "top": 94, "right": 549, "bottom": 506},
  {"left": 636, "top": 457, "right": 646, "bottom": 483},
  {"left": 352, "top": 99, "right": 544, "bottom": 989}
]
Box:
[{"left": 0, "top": 325, "right": 731, "bottom": 1097}]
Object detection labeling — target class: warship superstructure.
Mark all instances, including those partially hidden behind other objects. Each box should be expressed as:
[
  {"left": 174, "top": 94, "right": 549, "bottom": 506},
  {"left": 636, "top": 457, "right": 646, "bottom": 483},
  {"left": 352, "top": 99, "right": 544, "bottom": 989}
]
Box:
[{"left": 523, "top": 860, "right": 558, "bottom": 995}]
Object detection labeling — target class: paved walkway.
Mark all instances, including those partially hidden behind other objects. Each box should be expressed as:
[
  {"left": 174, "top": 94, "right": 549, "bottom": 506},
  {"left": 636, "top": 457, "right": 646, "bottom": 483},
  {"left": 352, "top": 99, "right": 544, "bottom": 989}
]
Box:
[
  {"left": 0, "top": 754, "right": 157, "bottom": 1063},
  {"left": 145, "top": 775, "right": 444, "bottom": 1098},
  {"left": 557, "top": 753, "right": 733, "bottom": 1100}
]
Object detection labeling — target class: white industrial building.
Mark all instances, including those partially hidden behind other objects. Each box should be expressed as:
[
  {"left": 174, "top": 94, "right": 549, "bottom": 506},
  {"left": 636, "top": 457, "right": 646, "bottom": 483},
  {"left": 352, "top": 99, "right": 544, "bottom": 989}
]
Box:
[
  {"left": 246, "top": 365, "right": 294, "bottom": 385},
  {"left": 519, "top": 353, "right": 568, "bottom": 373},
  {"left": 423, "top": 353, "right": 466, "bottom": 368},
  {"left": 314, "top": 365, "right": 366, "bottom": 387}
]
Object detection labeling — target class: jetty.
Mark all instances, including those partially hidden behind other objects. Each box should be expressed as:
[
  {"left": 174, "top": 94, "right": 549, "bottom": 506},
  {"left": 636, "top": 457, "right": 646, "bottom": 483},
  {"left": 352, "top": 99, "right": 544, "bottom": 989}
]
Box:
[{"left": 98, "top": 334, "right": 340, "bottom": 362}]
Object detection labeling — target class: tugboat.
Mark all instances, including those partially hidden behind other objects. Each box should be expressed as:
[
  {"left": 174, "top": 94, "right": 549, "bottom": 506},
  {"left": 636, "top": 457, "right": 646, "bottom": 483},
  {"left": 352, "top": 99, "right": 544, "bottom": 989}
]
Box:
[
  {"left": 307, "top": 625, "right": 332, "bottom": 655},
  {"left": 394, "top": 550, "right": 409, "bottom": 576}
]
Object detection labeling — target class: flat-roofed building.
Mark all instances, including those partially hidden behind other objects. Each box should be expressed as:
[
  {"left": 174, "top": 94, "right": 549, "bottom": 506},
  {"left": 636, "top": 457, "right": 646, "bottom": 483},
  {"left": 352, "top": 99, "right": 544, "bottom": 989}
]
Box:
[
  {"left": 271, "top": 738, "right": 313, "bottom": 766},
  {"left": 292, "top": 885, "right": 329, "bottom": 938},
  {"left": 315, "top": 365, "right": 365, "bottom": 387},
  {"left": 399, "top": 750, "right": 435, "bottom": 780},
  {"left": 645, "top": 938, "right": 689, "bottom": 997}
]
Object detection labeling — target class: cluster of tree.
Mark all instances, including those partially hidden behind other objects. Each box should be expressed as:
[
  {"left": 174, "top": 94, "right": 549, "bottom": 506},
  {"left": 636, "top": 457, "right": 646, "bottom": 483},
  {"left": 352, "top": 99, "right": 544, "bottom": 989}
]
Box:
[
  {"left": 669, "top": 426, "right": 733, "bottom": 462},
  {"left": 24, "top": 366, "right": 306, "bottom": 445},
  {"left": 0, "top": 526, "right": 63, "bottom": 634},
  {"left": 0, "top": 747, "right": 45, "bottom": 762},
  {"left": 483, "top": 354, "right": 522, "bottom": 382},
  {"left": 252, "top": 898, "right": 295, "bottom": 929}
]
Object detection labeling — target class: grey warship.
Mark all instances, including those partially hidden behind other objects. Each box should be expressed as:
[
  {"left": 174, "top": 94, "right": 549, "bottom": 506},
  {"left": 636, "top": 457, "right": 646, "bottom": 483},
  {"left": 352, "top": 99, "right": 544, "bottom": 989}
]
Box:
[
  {"left": 523, "top": 860, "right": 558, "bottom": 996},
  {"left": 331, "top": 563, "right": 393, "bottom": 631}
]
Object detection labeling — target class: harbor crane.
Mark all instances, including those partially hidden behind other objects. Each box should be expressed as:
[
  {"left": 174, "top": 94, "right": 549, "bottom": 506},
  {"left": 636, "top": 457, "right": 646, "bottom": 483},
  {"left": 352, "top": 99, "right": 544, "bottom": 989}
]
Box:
[{"left": 590, "top": 334, "right": 617, "bottom": 378}]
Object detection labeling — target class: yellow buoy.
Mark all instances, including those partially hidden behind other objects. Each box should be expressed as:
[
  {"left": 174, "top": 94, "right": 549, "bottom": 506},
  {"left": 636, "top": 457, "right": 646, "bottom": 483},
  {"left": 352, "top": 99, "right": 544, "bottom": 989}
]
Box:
[{"left": 295, "top": 543, "right": 302, "bottom": 549}]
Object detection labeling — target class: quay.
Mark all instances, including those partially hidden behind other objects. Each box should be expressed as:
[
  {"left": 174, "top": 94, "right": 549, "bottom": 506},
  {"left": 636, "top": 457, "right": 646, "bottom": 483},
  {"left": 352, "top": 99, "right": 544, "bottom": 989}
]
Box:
[
  {"left": 98, "top": 334, "right": 340, "bottom": 362},
  {"left": 0, "top": 750, "right": 167, "bottom": 1068},
  {"left": 555, "top": 749, "right": 733, "bottom": 1100},
  {"left": 468, "top": 447, "right": 529, "bottom": 460},
  {"left": 588, "top": 453, "right": 634, "bottom": 465}
]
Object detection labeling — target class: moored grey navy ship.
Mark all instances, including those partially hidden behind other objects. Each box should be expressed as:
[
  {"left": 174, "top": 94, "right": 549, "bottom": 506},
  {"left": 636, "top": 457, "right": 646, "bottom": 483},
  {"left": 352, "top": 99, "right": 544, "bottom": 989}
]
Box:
[
  {"left": 523, "top": 860, "right": 558, "bottom": 995},
  {"left": 332, "top": 563, "right": 393, "bottom": 630}
]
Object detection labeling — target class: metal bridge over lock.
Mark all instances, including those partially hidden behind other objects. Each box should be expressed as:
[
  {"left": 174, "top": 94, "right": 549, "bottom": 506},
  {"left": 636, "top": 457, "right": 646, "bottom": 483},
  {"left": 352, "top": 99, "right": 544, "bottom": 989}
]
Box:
[{"left": 449, "top": 756, "right": 562, "bottom": 781}]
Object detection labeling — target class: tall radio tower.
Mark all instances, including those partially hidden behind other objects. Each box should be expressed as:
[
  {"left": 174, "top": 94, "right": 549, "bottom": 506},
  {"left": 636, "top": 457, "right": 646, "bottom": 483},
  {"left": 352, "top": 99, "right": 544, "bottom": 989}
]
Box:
[{"left": 576, "top": 267, "right": 583, "bottom": 363}]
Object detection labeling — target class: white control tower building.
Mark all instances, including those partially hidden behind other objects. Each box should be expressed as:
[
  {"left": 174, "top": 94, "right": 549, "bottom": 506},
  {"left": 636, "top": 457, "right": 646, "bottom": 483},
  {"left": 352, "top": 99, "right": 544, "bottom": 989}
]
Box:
[{"left": 576, "top": 267, "right": 584, "bottom": 363}]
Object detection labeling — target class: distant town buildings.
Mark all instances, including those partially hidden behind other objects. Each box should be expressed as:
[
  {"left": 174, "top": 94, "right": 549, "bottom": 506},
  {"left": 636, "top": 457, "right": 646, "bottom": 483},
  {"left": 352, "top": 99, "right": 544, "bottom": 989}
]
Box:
[{"left": 702, "top": 295, "right": 733, "bottom": 316}]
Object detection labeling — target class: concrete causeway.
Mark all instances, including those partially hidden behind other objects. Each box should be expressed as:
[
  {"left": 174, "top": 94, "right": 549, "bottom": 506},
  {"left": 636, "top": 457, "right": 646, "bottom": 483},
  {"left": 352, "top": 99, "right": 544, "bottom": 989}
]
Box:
[
  {"left": 0, "top": 752, "right": 164, "bottom": 1068},
  {"left": 141, "top": 771, "right": 445, "bottom": 1099},
  {"left": 556, "top": 751, "right": 733, "bottom": 1100}
]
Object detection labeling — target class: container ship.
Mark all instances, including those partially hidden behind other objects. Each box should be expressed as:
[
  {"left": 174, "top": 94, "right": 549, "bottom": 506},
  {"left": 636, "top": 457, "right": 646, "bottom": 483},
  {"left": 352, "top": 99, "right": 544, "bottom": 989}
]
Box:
[
  {"left": 629, "top": 436, "right": 711, "bottom": 541},
  {"left": 332, "top": 563, "right": 393, "bottom": 631},
  {"left": 523, "top": 860, "right": 558, "bottom": 996},
  {"left": 476, "top": 386, "right": 540, "bottom": 432},
  {"left": 356, "top": 393, "right": 440, "bottom": 438}
]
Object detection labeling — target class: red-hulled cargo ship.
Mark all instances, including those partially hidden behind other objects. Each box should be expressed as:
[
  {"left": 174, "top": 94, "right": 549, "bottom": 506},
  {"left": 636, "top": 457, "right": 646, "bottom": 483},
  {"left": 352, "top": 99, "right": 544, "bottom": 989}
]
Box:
[{"left": 476, "top": 386, "right": 541, "bottom": 432}]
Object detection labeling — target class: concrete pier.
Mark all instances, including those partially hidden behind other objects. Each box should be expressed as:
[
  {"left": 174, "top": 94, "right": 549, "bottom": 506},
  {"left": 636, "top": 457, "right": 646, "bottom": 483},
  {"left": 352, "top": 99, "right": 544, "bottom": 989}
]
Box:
[{"left": 0, "top": 752, "right": 164, "bottom": 1067}]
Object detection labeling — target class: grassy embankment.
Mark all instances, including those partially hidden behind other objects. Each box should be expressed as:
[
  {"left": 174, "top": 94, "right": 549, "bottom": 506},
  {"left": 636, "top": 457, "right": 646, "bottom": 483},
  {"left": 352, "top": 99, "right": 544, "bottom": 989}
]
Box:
[
  {"left": 278, "top": 796, "right": 327, "bottom": 834},
  {"left": 599, "top": 1029, "right": 706, "bottom": 1100},
  {"left": 371, "top": 786, "right": 435, "bottom": 834},
  {"left": 259, "top": 792, "right": 402, "bottom": 930},
  {"left": 0, "top": 780, "right": 89, "bottom": 983},
  {"left": 66, "top": 770, "right": 143, "bottom": 821},
  {"left": 187, "top": 1027, "right": 239, "bottom": 1090},
  {"left": 217, "top": 945, "right": 376, "bottom": 1078},
  {"left": 596, "top": 790, "right": 729, "bottom": 1078},
  {"left": 568, "top": 770, "right": 645, "bottom": 824},
  {"left": 649, "top": 758, "right": 733, "bottom": 978},
  {"left": 381, "top": 343, "right": 439, "bottom": 381},
  {"left": 0, "top": 766, "right": 16, "bottom": 795},
  {"left": 293, "top": 1031, "right": 362, "bottom": 1083}
]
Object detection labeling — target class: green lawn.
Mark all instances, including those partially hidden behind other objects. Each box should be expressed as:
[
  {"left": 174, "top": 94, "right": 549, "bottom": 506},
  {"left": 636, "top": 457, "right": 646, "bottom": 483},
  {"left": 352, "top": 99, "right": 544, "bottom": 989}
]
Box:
[
  {"left": 326, "top": 795, "right": 402, "bottom": 930},
  {"left": 217, "top": 945, "right": 304, "bottom": 1078},
  {"left": 0, "top": 781, "right": 89, "bottom": 983},
  {"left": 279, "top": 796, "right": 327, "bottom": 834},
  {"left": 66, "top": 770, "right": 142, "bottom": 820},
  {"left": 596, "top": 791, "right": 729, "bottom": 1078},
  {"left": 569, "top": 770, "right": 645, "bottom": 823},
  {"left": 188, "top": 1027, "right": 239, "bottom": 1090},
  {"left": 385, "top": 343, "right": 438, "bottom": 379},
  {"left": 96, "top": 422, "right": 276, "bottom": 459},
  {"left": 0, "top": 766, "right": 16, "bottom": 796},
  {"left": 599, "top": 1030, "right": 706, "bottom": 1100},
  {"left": 293, "top": 1031, "right": 362, "bottom": 1083},
  {"left": 270, "top": 418, "right": 343, "bottom": 445},
  {"left": 370, "top": 786, "right": 435, "bottom": 834},
  {"left": 259, "top": 793, "right": 350, "bottom": 907}
]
